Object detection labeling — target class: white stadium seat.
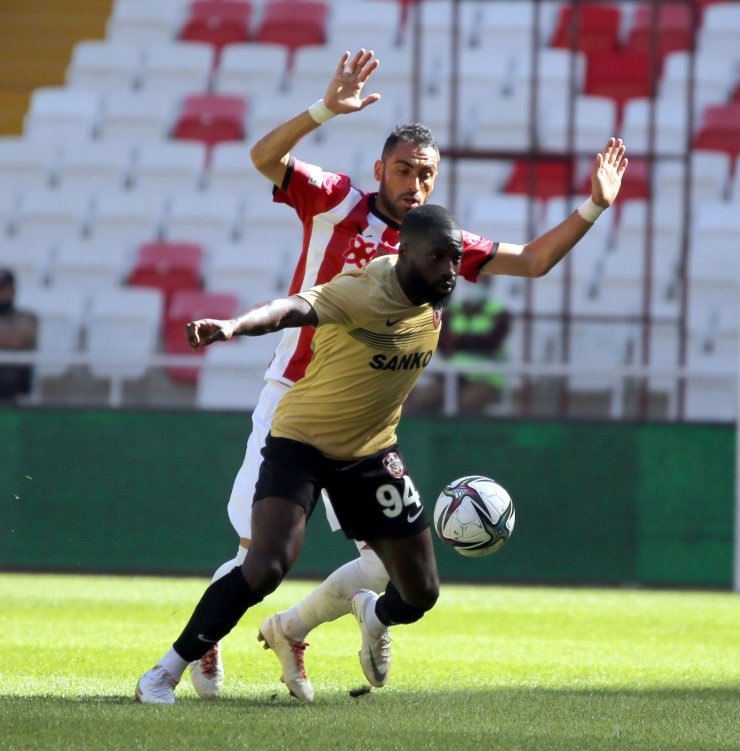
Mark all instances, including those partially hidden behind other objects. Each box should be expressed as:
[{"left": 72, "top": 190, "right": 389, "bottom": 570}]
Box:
[
  {"left": 86, "top": 286, "right": 164, "bottom": 379},
  {"left": 206, "top": 142, "right": 269, "bottom": 198},
  {"left": 66, "top": 41, "right": 144, "bottom": 92},
  {"left": 106, "top": 0, "right": 184, "bottom": 44},
  {"left": 164, "top": 190, "right": 244, "bottom": 249},
  {"left": 0, "top": 138, "right": 58, "bottom": 196},
  {"left": 99, "top": 91, "right": 178, "bottom": 142},
  {"left": 0, "top": 238, "right": 54, "bottom": 288},
  {"left": 131, "top": 140, "right": 208, "bottom": 194},
  {"left": 51, "top": 241, "right": 126, "bottom": 294},
  {"left": 540, "top": 95, "right": 617, "bottom": 153},
  {"left": 14, "top": 189, "right": 92, "bottom": 244},
  {"left": 138, "top": 42, "right": 215, "bottom": 97},
  {"left": 55, "top": 142, "right": 135, "bottom": 192},
  {"left": 23, "top": 87, "right": 101, "bottom": 144},
  {"left": 214, "top": 43, "right": 289, "bottom": 98}
]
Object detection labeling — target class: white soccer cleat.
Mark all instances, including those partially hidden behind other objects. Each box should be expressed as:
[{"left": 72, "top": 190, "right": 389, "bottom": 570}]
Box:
[
  {"left": 189, "top": 642, "right": 224, "bottom": 699},
  {"left": 350, "top": 589, "right": 391, "bottom": 688},
  {"left": 135, "top": 665, "right": 179, "bottom": 704},
  {"left": 257, "top": 613, "right": 314, "bottom": 702}
]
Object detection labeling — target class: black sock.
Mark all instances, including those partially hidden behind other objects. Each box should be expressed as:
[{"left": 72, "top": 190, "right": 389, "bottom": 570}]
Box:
[
  {"left": 375, "top": 580, "right": 428, "bottom": 626},
  {"left": 173, "top": 567, "right": 262, "bottom": 662}
]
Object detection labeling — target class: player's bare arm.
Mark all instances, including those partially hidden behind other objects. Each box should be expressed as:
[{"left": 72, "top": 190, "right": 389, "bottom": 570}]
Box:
[
  {"left": 481, "top": 137, "right": 629, "bottom": 278},
  {"left": 250, "top": 49, "right": 381, "bottom": 186},
  {"left": 186, "top": 296, "right": 318, "bottom": 350}
]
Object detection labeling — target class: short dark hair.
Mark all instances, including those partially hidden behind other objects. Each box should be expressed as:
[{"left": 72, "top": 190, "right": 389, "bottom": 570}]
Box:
[
  {"left": 399, "top": 204, "right": 459, "bottom": 243},
  {"left": 0, "top": 268, "right": 15, "bottom": 287},
  {"left": 381, "top": 123, "right": 440, "bottom": 161}
]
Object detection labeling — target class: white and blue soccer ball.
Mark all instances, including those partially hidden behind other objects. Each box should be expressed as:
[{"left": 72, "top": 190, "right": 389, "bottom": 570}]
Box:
[{"left": 433, "top": 475, "right": 516, "bottom": 557}]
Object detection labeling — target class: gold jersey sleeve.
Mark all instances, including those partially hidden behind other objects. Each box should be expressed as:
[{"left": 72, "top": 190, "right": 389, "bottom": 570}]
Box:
[{"left": 271, "top": 255, "right": 443, "bottom": 460}]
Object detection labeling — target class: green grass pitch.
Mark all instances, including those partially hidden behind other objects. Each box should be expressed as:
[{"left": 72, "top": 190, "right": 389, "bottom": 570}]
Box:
[{"left": 1, "top": 573, "right": 739, "bottom": 751}]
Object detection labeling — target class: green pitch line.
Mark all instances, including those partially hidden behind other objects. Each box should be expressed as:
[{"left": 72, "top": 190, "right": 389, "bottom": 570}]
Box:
[{"left": 0, "top": 574, "right": 738, "bottom": 751}]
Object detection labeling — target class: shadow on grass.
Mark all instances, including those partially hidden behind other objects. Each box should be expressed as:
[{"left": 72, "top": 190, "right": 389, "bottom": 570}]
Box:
[{"left": 1, "top": 686, "right": 739, "bottom": 751}]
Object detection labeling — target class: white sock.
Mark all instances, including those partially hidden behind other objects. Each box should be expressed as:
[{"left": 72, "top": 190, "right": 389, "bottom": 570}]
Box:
[
  {"left": 363, "top": 593, "right": 387, "bottom": 639},
  {"left": 210, "top": 545, "right": 248, "bottom": 583},
  {"left": 159, "top": 647, "right": 189, "bottom": 680},
  {"left": 281, "top": 548, "right": 389, "bottom": 641}
]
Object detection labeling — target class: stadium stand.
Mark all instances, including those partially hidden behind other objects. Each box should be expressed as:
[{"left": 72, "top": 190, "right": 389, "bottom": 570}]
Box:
[{"left": 1, "top": 0, "right": 740, "bottom": 418}]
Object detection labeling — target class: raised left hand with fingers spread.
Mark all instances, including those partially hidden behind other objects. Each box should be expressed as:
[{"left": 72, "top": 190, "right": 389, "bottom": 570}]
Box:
[
  {"left": 591, "top": 137, "right": 629, "bottom": 209},
  {"left": 323, "top": 48, "right": 382, "bottom": 115}
]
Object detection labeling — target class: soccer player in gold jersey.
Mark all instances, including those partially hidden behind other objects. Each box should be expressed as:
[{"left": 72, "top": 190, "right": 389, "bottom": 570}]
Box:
[{"left": 136, "top": 203, "right": 464, "bottom": 703}]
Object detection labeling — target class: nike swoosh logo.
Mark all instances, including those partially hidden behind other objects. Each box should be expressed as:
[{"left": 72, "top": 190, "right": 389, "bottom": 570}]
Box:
[
  {"left": 368, "top": 647, "right": 388, "bottom": 683},
  {"left": 407, "top": 506, "right": 423, "bottom": 523},
  {"left": 386, "top": 318, "right": 403, "bottom": 326},
  {"left": 197, "top": 633, "right": 217, "bottom": 643}
]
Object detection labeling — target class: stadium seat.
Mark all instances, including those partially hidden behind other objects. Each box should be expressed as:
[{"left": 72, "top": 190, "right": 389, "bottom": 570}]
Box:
[
  {"left": 697, "top": 2, "right": 740, "bottom": 58},
  {"left": 179, "top": 0, "right": 252, "bottom": 60},
  {"left": 65, "top": 41, "right": 144, "bottom": 92},
  {"left": 163, "top": 190, "right": 244, "bottom": 248},
  {"left": 128, "top": 241, "right": 204, "bottom": 306},
  {"left": 14, "top": 189, "right": 92, "bottom": 244},
  {"left": 0, "top": 138, "right": 58, "bottom": 197},
  {"left": 206, "top": 142, "right": 269, "bottom": 197},
  {"left": 620, "top": 97, "right": 689, "bottom": 156},
  {"left": 163, "top": 289, "right": 240, "bottom": 382},
  {"left": 549, "top": 3, "right": 621, "bottom": 53},
  {"left": 14, "top": 285, "right": 87, "bottom": 378},
  {"left": 584, "top": 51, "right": 656, "bottom": 119},
  {"left": 240, "top": 197, "right": 304, "bottom": 261},
  {"left": 540, "top": 95, "right": 618, "bottom": 153},
  {"left": 624, "top": 2, "right": 693, "bottom": 61},
  {"left": 106, "top": 0, "right": 184, "bottom": 44},
  {"left": 655, "top": 150, "right": 731, "bottom": 207},
  {"left": 0, "top": 192, "right": 17, "bottom": 236},
  {"left": 23, "top": 88, "right": 101, "bottom": 144},
  {"left": 466, "top": 92, "right": 535, "bottom": 151},
  {"left": 55, "top": 142, "right": 135, "bottom": 192},
  {"left": 512, "top": 48, "right": 587, "bottom": 114},
  {"left": 172, "top": 94, "right": 247, "bottom": 149},
  {"left": 659, "top": 50, "right": 737, "bottom": 119},
  {"left": 132, "top": 140, "right": 208, "bottom": 194},
  {"left": 214, "top": 43, "right": 289, "bottom": 98},
  {"left": 205, "top": 241, "right": 286, "bottom": 302},
  {"left": 253, "top": 1, "right": 328, "bottom": 54},
  {"left": 196, "top": 333, "right": 282, "bottom": 410},
  {"left": 86, "top": 286, "right": 164, "bottom": 380},
  {"left": 87, "top": 190, "right": 167, "bottom": 258},
  {"left": 328, "top": 0, "right": 401, "bottom": 51},
  {"left": 139, "top": 42, "right": 215, "bottom": 96},
  {"left": 692, "top": 103, "right": 740, "bottom": 156},
  {"left": 52, "top": 241, "right": 125, "bottom": 294},
  {"left": 503, "top": 160, "right": 575, "bottom": 200},
  {"left": 467, "top": 194, "right": 537, "bottom": 246},
  {"left": 98, "top": 91, "right": 178, "bottom": 142},
  {"left": 0, "top": 238, "right": 53, "bottom": 289},
  {"left": 473, "top": 0, "right": 561, "bottom": 50}
]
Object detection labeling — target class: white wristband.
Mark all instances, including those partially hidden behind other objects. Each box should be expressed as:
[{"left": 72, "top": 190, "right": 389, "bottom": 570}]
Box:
[
  {"left": 576, "top": 197, "right": 606, "bottom": 224},
  {"left": 307, "top": 98, "right": 336, "bottom": 124}
]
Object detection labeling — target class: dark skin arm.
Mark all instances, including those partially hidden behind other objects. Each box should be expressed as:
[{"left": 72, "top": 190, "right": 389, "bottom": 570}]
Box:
[{"left": 185, "top": 295, "right": 318, "bottom": 350}]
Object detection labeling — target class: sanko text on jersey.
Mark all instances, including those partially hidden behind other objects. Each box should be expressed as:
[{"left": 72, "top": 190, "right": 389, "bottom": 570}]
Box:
[{"left": 369, "top": 351, "right": 434, "bottom": 371}]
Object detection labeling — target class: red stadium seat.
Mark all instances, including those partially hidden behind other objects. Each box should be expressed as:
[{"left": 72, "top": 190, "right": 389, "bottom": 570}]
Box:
[
  {"left": 180, "top": 1, "right": 252, "bottom": 61},
  {"left": 693, "top": 103, "right": 740, "bottom": 155},
  {"left": 164, "top": 289, "right": 240, "bottom": 382},
  {"left": 128, "top": 242, "right": 204, "bottom": 307},
  {"left": 585, "top": 51, "right": 657, "bottom": 121},
  {"left": 550, "top": 3, "right": 621, "bottom": 53},
  {"left": 172, "top": 93, "right": 247, "bottom": 149},
  {"left": 625, "top": 3, "right": 693, "bottom": 61},
  {"left": 503, "top": 160, "right": 575, "bottom": 200},
  {"left": 254, "top": 1, "right": 328, "bottom": 54}
]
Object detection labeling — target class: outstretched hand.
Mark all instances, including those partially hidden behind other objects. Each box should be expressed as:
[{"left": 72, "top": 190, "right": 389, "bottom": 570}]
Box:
[
  {"left": 323, "top": 49, "right": 381, "bottom": 115},
  {"left": 591, "top": 137, "right": 629, "bottom": 208},
  {"left": 186, "top": 318, "right": 236, "bottom": 351}
]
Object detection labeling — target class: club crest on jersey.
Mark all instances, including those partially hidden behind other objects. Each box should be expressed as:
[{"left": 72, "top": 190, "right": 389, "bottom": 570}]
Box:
[
  {"left": 433, "top": 306, "right": 443, "bottom": 329},
  {"left": 343, "top": 235, "right": 379, "bottom": 269},
  {"left": 382, "top": 451, "right": 405, "bottom": 479}
]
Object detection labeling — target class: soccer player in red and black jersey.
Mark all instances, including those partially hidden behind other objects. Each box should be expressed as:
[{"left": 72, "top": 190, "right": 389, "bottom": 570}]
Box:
[{"left": 181, "top": 49, "right": 628, "bottom": 702}]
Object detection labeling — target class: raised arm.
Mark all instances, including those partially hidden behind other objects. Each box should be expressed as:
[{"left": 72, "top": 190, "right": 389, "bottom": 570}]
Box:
[
  {"left": 249, "top": 49, "right": 381, "bottom": 186},
  {"left": 481, "top": 138, "right": 629, "bottom": 278},
  {"left": 185, "top": 295, "right": 318, "bottom": 350}
]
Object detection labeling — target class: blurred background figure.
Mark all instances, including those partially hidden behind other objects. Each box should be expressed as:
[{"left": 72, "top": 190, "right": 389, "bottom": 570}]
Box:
[
  {"left": 409, "top": 277, "right": 510, "bottom": 414},
  {"left": 0, "top": 268, "right": 37, "bottom": 404}
]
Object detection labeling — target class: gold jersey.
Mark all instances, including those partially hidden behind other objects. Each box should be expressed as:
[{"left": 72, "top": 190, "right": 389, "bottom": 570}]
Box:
[{"left": 270, "top": 255, "right": 443, "bottom": 460}]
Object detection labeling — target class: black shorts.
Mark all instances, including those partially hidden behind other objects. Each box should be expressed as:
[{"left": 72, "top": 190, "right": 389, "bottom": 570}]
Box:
[{"left": 254, "top": 434, "right": 429, "bottom": 541}]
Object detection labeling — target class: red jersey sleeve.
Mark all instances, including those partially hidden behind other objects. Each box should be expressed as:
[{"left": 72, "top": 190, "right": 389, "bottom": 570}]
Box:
[
  {"left": 460, "top": 229, "right": 497, "bottom": 282},
  {"left": 272, "top": 157, "right": 353, "bottom": 221}
]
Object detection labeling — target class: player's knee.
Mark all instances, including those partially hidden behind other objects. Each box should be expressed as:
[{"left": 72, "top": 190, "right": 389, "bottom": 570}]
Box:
[
  {"left": 408, "top": 580, "right": 439, "bottom": 612},
  {"left": 241, "top": 553, "right": 288, "bottom": 599}
]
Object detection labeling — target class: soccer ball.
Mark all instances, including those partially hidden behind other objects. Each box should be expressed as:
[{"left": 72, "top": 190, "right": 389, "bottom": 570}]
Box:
[{"left": 433, "top": 475, "right": 516, "bottom": 557}]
